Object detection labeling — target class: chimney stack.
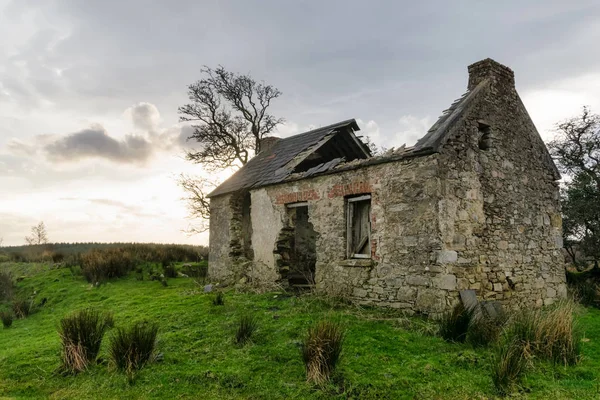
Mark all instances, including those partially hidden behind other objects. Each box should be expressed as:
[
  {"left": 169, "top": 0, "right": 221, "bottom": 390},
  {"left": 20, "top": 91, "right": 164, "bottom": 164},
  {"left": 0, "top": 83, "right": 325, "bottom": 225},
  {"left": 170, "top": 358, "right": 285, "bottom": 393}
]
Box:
[
  {"left": 467, "top": 58, "right": 515, "bottom": 91},
  {"left": 259, "top": 136, "right": 280, "bottom": 154}
]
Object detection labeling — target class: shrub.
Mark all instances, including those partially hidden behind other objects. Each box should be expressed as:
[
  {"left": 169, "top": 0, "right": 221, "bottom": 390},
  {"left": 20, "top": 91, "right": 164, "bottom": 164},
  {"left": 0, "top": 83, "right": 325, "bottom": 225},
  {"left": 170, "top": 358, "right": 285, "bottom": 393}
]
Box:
[
  {"left": 109, "top": 321, "right": 159, "bottom": 379},
  {"left": 181, "top": 262, "right": 208, "bottom": 283},
  {"left": 491, "top": 338, "right": 528, "bottom": 396},
  {"left": 506, "top": 300, "right": 580, "bottom": 366},
  {"left": 235, "top": 315, "right": 258, "bottom": 346},
  {"left": 59, "top": 309, "right": 114, "bottom": 374},
  {"left": 12, "top": 298, "right": 33, "bottom": 319},
  {"left": 80, "top": 248, "right": 136, "bottom": 284},
  {"left": 0, "top": 271, "right": 14, "bottom": 301},
  {"left": 301, "top": 320, "right": 345, "bottom": 385},
  {"left": 439, "top": 303, "right": 472, "bottom": 343},
  {"left": 569, "top": 280, "right": 598, "bottom": 307},
  {"left": 212, "top": 292, "right": 224, "bottom": 306},
  {"left": 162, "top": 262, "right": 177, "bottom": 278},
  {"left": 1, "top": 311, "right": 13, "bottom": 328},
  {"left": 51, "top": 252, "right": 65, "bottom": 264}
]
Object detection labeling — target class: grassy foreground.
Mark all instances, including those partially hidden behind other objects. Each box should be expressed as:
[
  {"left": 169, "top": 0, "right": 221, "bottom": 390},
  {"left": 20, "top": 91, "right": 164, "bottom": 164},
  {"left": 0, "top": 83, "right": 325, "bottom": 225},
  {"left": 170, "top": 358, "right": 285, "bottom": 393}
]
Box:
[{"left": 1, "top": 263, "right": 600, "bottom": 399}]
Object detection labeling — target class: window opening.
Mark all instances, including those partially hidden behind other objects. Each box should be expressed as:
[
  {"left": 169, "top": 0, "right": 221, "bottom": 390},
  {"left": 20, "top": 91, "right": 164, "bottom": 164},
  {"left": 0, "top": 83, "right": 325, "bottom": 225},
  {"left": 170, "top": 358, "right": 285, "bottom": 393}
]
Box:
[{"left": 346, "top": 195, "right": 371, "bottom": 258}]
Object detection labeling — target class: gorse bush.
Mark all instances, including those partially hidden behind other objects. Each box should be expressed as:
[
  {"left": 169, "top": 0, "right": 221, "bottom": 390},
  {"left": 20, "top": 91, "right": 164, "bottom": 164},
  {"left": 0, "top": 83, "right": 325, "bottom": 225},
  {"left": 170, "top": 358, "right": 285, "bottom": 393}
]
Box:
[
  {"left": 1, "top": 311, "right": 13, "bottom": 328},
  {"left": 235, "top": 315, "right": 257, "bottom": 346},
  {"left": 12, "top": 298, "right": 32, "bottom": 319},
  {"left": 80, "top": 248, "right": 136, "bottom": 283},
  {"left": 491, "top": 337, "right": 528, "bottom": 396},
  {"left": 59, "top": 309, "right": 114, "bottom": 374},
  {"left": 301, "top": 320, "right": 345, "bottom": 385},
  {"left": 0, "top": 271, "right": 14, "bottom": 301},
  {"left": 109, "top": 321, "right": 158, "bottom": 379},
  {"left": 439, "top": 303, "right": 472, "bottom": 343},
  {"left": 212, "top": 292, "right": 224, "bottom": 306}
]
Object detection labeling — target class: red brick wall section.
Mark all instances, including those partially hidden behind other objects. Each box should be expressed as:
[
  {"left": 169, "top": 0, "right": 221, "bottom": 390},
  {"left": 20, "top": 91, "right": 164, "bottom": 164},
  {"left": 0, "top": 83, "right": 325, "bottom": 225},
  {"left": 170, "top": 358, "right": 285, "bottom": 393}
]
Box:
[
  {"left": 327, "top": 181, "right": 373, "bottom": 198},
  {"left": 274, "top": 189, "right": 320, "bottom": 205}
]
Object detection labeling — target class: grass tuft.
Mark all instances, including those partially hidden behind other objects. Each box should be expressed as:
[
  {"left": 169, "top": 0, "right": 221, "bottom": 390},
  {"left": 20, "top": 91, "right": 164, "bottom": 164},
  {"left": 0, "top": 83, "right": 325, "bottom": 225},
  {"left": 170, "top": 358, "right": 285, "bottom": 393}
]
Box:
[
  {"left": 58, "top": 308, "right": 114, "bottom": 374},
  {"left": 12, "top": 298, "right": 33, "bottom": 319},
  {"left": 467, "top": 308, "right": 507, "bottom": 348},
  {"left": 507, "top": 300, "right": 581, "bottom": 366},
  {"left": 301, "top": 320, "right": 345, "bottom": 385},
  {"left": 1, "top": 310, "right": 13, "bottom": 328},
  {"left": 439, "top": 303, "right": 472, "bottom": 343},
  {"left": 212, "top": 291, "right": 225, "bottom": 306},
  {"left": 491, "top": 337, "right": 528, "bottom": 396},
  {"left": 0, "top": 271, "right": 14, "bottom": 301},
  {"left": 235, "top": 315, "right": 257, "bottom": 346},
  {"left": 109, "top": 321, "right": 159, "bottom": 380}
]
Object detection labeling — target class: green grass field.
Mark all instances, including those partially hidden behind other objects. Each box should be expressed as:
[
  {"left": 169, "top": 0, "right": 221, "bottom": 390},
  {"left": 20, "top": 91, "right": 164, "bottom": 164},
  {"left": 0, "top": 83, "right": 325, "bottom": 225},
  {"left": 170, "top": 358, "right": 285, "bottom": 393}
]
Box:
[{"left": 1, "top": 262, "right": 600, "bottom": 399}]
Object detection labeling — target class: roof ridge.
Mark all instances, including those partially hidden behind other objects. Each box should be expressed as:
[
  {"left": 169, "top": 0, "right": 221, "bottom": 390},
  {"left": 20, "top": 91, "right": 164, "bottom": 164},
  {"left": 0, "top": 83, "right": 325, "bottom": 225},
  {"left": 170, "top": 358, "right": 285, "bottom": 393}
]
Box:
[{"left": 276, "top": 118, "right": 359, "bottom": 141}]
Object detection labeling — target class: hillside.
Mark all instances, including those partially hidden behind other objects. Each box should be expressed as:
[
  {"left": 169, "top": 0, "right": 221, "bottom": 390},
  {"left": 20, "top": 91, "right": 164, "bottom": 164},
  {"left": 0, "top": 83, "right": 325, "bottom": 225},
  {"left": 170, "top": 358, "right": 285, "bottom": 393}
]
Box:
[{"left": 1, "top": 262, "right": 599, "bottom": 399}]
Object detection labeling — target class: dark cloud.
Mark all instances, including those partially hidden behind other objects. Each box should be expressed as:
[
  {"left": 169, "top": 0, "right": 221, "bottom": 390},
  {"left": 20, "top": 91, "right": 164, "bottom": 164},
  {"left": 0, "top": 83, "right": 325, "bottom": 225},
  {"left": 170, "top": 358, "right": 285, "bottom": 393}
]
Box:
[{"left": 44, "top": 125, "right": 153, "bottom": 164}]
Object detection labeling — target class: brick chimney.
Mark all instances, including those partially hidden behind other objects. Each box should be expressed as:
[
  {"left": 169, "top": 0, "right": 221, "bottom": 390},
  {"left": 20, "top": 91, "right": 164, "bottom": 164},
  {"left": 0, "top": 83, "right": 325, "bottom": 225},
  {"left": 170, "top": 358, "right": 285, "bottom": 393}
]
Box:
[
  {"left": 259, "top": 136, "right": 280, "bottom": 154},
  {"left": 467, "top": 58, "right": 515, "bottom": 91}
]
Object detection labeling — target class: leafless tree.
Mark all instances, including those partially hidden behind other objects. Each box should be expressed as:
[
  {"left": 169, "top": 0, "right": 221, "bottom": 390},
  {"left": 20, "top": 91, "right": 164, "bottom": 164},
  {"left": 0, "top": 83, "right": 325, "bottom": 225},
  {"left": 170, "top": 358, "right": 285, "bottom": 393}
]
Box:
[
  {"left": 179, "top": 65, "right": 283, "bottom": 171},
  {"left": 177, "top": 66, "right": 283, "bottom": 233},
  {"left": 176, "top": 174, "right": 218, "bottom": 234},
  {"left": 0, "top": 237, "right": 3, "bottom": 247},
  {"left": 25, "top": 221, "right": 49, "bottom": 245}
]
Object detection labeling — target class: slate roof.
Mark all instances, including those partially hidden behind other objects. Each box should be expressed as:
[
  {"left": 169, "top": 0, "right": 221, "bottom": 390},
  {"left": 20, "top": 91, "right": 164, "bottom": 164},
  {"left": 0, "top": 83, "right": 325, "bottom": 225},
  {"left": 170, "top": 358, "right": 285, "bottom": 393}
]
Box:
[
  {"left": 208, "top": 119, "right": 366, "bottom": 197},
  {"left": 414, "top": 82, "right": 486, "bottom": 152}
]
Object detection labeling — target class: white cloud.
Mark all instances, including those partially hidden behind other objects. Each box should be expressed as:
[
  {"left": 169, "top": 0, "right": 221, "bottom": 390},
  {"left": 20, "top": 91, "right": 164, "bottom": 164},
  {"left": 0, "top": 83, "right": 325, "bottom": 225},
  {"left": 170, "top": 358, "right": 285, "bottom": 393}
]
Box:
[{"left": 522, "top": 73, "right": 600, "bottom": 141}]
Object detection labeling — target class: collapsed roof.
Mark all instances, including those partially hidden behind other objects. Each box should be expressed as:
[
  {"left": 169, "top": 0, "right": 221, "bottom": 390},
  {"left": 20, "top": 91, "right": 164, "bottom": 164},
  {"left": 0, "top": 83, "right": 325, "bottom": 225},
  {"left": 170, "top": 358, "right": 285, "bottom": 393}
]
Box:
[
  {"left": 208, "top": 119, "right": 371, "bottom": 197},
  {"left": 208, "top": 58, "right": 560, "bottom": 198}
]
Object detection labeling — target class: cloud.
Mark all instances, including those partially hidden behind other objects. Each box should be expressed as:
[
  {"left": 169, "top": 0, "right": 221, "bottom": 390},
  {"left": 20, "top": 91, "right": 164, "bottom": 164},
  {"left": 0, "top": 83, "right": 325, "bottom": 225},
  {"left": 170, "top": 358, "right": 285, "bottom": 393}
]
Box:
[
  {"left": 125, "top": 102, "right": 162, "bottom": 132},
  {"left": 4, "top": 102, "right": 197, "bottom": 166},
  {"left": 44, "top": 124, "right": 153, "bottom": 164},
  {"left": 394, "top": 115, "right": 433, "bottom": 147}
]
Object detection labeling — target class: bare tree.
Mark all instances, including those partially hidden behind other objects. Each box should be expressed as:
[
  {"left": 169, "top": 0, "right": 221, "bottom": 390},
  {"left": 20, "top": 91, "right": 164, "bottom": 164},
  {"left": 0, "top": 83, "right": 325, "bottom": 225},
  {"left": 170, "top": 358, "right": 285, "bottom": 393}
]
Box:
[
  {"left": 25, "top": 221, "right": 49, "bottom": 245},
  {"left": 177, "top": 66, "right": 283, "bottom": 233},
  {"left": 0, "top": 237, "right": 3, "bottom": 247},
  {"left": 176, "top": 174, "right": 217, "bottom": 234},
  {"left": 179, "top": 65, "right": 283, "bottom": 171}
]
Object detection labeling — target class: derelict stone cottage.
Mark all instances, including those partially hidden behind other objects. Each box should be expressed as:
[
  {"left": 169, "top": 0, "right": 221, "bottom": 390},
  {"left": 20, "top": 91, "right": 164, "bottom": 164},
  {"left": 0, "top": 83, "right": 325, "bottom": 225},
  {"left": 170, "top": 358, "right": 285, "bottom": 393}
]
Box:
[{"left": 207, "top": 58, "right": 566, "bottom": 314}]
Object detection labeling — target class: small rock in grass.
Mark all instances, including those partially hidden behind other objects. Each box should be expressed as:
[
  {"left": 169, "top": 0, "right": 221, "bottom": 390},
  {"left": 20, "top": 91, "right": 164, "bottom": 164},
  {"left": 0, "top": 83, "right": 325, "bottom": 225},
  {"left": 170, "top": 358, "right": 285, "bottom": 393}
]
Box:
[{"left": 204, "top": 284, "right": 213, "bottom": 293}]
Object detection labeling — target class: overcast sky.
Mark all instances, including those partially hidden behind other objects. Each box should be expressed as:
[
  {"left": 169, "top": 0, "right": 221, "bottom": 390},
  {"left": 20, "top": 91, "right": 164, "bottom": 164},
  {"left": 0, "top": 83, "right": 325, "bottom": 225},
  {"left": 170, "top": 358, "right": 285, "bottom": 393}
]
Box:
[{"left": 1, "top": 0, "right": 600, "bottom": 246}]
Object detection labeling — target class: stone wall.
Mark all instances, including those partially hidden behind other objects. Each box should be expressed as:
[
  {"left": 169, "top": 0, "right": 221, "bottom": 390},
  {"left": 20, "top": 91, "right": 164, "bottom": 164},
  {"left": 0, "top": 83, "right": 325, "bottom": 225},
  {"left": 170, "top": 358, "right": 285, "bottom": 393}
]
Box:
[
  {"left": 208, "top": 59, "right": 566, "bottom": 314},
  {"left": 256, "top": 155, "right": 447, "bottom": 313},
  {"left": 208, "top": 193, "right": 234, "bottom": 281},
  {"left": 436, "top": 67, "right": 565, "bottom": 310}
]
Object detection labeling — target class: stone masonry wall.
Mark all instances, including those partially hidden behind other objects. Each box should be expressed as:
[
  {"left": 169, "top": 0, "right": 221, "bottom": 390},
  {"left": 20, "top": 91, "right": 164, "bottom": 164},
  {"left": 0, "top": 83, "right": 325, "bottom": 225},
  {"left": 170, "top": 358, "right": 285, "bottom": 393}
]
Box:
[
  {"left": 436, "top": 73, "right": 565, "bottom": 310},
  {"left": 208, "top": 193, "right": 234, "bottom": 282},
  {"left": 208, "top": 60, "right": 565, "bottom": 314},
  {"left": 254, "top": 155, "right": 452, "bottom": 314}
]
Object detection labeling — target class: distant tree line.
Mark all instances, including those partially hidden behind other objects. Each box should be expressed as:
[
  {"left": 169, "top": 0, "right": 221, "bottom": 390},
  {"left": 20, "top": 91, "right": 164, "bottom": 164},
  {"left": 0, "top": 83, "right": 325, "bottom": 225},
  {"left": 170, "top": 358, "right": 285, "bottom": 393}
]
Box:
[{"left": 0, "top": 242, "right": 208, "bottom": 264}]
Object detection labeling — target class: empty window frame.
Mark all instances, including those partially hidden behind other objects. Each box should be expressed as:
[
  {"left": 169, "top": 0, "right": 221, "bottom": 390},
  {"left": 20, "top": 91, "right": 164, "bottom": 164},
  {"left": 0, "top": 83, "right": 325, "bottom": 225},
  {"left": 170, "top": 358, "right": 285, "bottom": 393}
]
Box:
[
  {"left": 346, "top": 195, "right": 371, "bottom": 259},
  {"left": 478, "top": 123, "right": 492, "bottom": 150}
]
